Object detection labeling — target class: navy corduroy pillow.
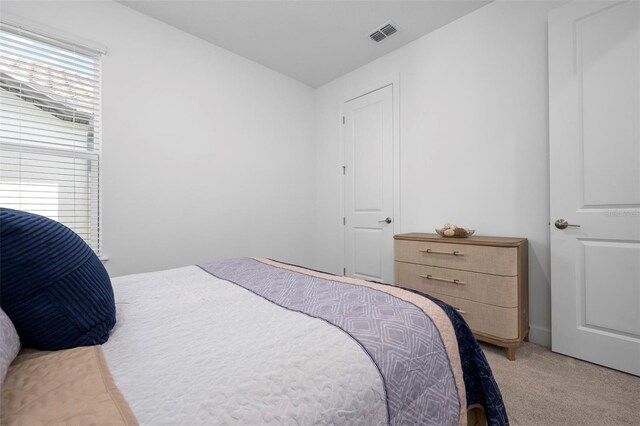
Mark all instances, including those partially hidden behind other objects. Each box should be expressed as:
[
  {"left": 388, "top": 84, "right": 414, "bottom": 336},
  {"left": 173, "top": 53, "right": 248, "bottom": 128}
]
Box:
[{"left": 0, "top": 208, "right": 115, "bottom": 350}]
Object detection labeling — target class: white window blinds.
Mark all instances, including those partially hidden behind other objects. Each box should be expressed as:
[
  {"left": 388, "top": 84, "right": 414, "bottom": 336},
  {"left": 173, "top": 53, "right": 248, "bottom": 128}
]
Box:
[{"left": 0, "top": 23, "right": 104, "bottom": 254}]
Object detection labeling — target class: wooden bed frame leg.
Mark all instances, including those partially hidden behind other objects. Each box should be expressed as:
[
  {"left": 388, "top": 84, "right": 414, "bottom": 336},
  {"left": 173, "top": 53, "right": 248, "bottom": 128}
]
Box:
[{"left": 467, "top": 406, "right": 487, "bottom": 426}]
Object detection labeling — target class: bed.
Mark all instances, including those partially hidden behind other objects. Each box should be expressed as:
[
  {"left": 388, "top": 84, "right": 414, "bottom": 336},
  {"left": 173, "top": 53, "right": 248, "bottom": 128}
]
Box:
[{"left": 1, "top": 257, "right": 507, "bottom": 426}]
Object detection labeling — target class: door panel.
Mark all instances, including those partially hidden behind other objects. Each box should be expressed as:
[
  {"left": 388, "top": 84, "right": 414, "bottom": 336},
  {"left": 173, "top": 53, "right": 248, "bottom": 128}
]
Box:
[
  {"left": 549, "top": 1, "right": 640, "bottom": 375},
  {"left": 354, "top": 102, "right": 384, "bottom": 211},
  {"left": 583, "top": 240, "right": 640, "bottom": 337},
  {"left": 580, "top": 2, "right": 640, "bottom": 206},
  {"left": 354, "top": 228, "right": 383, "bottom": 278},
  {"left": 344, "top": 85, "right": 394, "bottom": 283}
]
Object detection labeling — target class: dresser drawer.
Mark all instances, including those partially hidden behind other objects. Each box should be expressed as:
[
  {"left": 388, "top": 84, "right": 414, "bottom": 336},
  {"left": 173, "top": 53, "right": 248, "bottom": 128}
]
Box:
[
  {"left": 432, "top": 293, "right": 519, "bottom": 340},
  {"left": 395, "top": 240, "right": 518, "bottom": 276},
  {"left": 395, "top": 262, "right": 518, "bottom": 307}
]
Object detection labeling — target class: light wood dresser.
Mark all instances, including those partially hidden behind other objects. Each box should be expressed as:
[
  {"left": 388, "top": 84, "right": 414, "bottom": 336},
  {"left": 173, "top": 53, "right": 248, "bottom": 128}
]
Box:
[{"left": 394, "top": 233, "right": 528, "bottom": 360}]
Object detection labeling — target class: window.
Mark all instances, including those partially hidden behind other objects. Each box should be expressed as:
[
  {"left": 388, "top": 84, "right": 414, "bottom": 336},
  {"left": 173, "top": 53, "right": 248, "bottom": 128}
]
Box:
[{"left": 0, "top": 23, "right": 104, "bottom": 254}]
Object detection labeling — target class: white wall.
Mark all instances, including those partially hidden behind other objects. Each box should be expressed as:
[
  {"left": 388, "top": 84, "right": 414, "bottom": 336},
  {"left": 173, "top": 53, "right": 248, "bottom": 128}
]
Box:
[
  {"left": 3, "top": 0, "right": 562, "bottom": 345},
  {"left": 1, "top": 0, "right": 317, "bottom": 277},
  {"left": 315, "top": 1, "right": 564, "bottom": 347}
]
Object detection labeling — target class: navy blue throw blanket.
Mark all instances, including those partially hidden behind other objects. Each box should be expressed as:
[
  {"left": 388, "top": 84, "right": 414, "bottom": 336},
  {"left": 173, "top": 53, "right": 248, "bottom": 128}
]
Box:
[
  {"left": 0, "top": 208, "right": 115, "bottom": 350},
  {"left": 411, "top": 289, "right": 509, "bottom": 426}
]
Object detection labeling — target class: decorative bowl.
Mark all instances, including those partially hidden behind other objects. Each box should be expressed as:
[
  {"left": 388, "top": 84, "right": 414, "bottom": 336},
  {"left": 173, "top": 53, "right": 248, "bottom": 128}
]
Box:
[{"left": 435, "top": 228, "right": 475, "bottom": 238}]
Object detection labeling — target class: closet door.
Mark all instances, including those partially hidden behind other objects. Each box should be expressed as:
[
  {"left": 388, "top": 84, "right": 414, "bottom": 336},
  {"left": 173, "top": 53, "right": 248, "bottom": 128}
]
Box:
[{"left": 343, "top": 85, "right": 394, "bottom": 283}]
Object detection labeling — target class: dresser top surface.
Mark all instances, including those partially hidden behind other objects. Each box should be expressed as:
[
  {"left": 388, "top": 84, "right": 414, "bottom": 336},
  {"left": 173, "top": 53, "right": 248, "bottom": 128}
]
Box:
[{"left": 394, "top": 232, "right": 527, "bottom": 247}]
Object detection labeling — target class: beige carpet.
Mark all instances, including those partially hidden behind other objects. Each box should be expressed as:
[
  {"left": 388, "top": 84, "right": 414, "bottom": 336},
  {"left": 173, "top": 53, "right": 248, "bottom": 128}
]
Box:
[{"left": 481, "top": 342, "right": 640, "bottom": 425}]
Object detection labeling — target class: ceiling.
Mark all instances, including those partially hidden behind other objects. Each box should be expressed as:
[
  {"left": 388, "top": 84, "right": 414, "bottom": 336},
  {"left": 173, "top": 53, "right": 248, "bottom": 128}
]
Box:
[{"left": 117, "top": 1, "right": 490, "bottom": 87}]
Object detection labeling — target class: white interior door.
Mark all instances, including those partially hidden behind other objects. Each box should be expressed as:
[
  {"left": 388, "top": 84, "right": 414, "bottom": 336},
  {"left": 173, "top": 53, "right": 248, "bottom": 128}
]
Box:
[
  {"left": 344, "top": 85, "right": 394, "bottom": 283},
  {"left": 549, "top": 1, "right": 640, "bottom": 376}
]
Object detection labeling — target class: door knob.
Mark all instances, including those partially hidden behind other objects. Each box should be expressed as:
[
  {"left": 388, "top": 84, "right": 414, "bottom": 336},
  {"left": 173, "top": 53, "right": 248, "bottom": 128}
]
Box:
[
  {"left": 555, "top": 219, "right": 581, "bottom": 229},
  {"left": 378, "top": 217, "right": 392, "bottom": 224}
]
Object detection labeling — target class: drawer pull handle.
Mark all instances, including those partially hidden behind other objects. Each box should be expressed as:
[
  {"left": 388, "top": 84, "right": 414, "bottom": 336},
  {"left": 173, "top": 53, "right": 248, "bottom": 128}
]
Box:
[
  {"left": 453, "top": 307, "right": 467, "bottom": 315},
  {"left": 420, "top": 274, "right": 465, "bottom": 285},
  {"left": 419, "top": 249, "right": 464, "bottom": 256}
]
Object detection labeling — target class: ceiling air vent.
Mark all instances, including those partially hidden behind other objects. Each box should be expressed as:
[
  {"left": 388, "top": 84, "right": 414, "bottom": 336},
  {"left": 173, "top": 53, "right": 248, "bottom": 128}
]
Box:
[{"left": 369, "top": 21, "right": 398, "bottom": 42}]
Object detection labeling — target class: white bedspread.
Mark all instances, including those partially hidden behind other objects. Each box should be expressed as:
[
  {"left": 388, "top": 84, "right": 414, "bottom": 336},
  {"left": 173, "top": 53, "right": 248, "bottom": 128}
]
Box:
[{"left": 103, "top": 266, "right": 387, "bottom": 425}]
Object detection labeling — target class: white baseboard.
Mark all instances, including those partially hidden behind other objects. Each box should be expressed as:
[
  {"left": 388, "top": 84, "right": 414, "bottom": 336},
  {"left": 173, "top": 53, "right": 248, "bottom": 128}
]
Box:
[{"left": 527, "top": 324, "right": 551, "bottom": 348}]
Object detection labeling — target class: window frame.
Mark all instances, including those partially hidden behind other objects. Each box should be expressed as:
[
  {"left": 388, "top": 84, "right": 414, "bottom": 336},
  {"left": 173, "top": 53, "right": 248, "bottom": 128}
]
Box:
[{"left": 0, "top": 19, "right": 106, "bottom": 257}]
